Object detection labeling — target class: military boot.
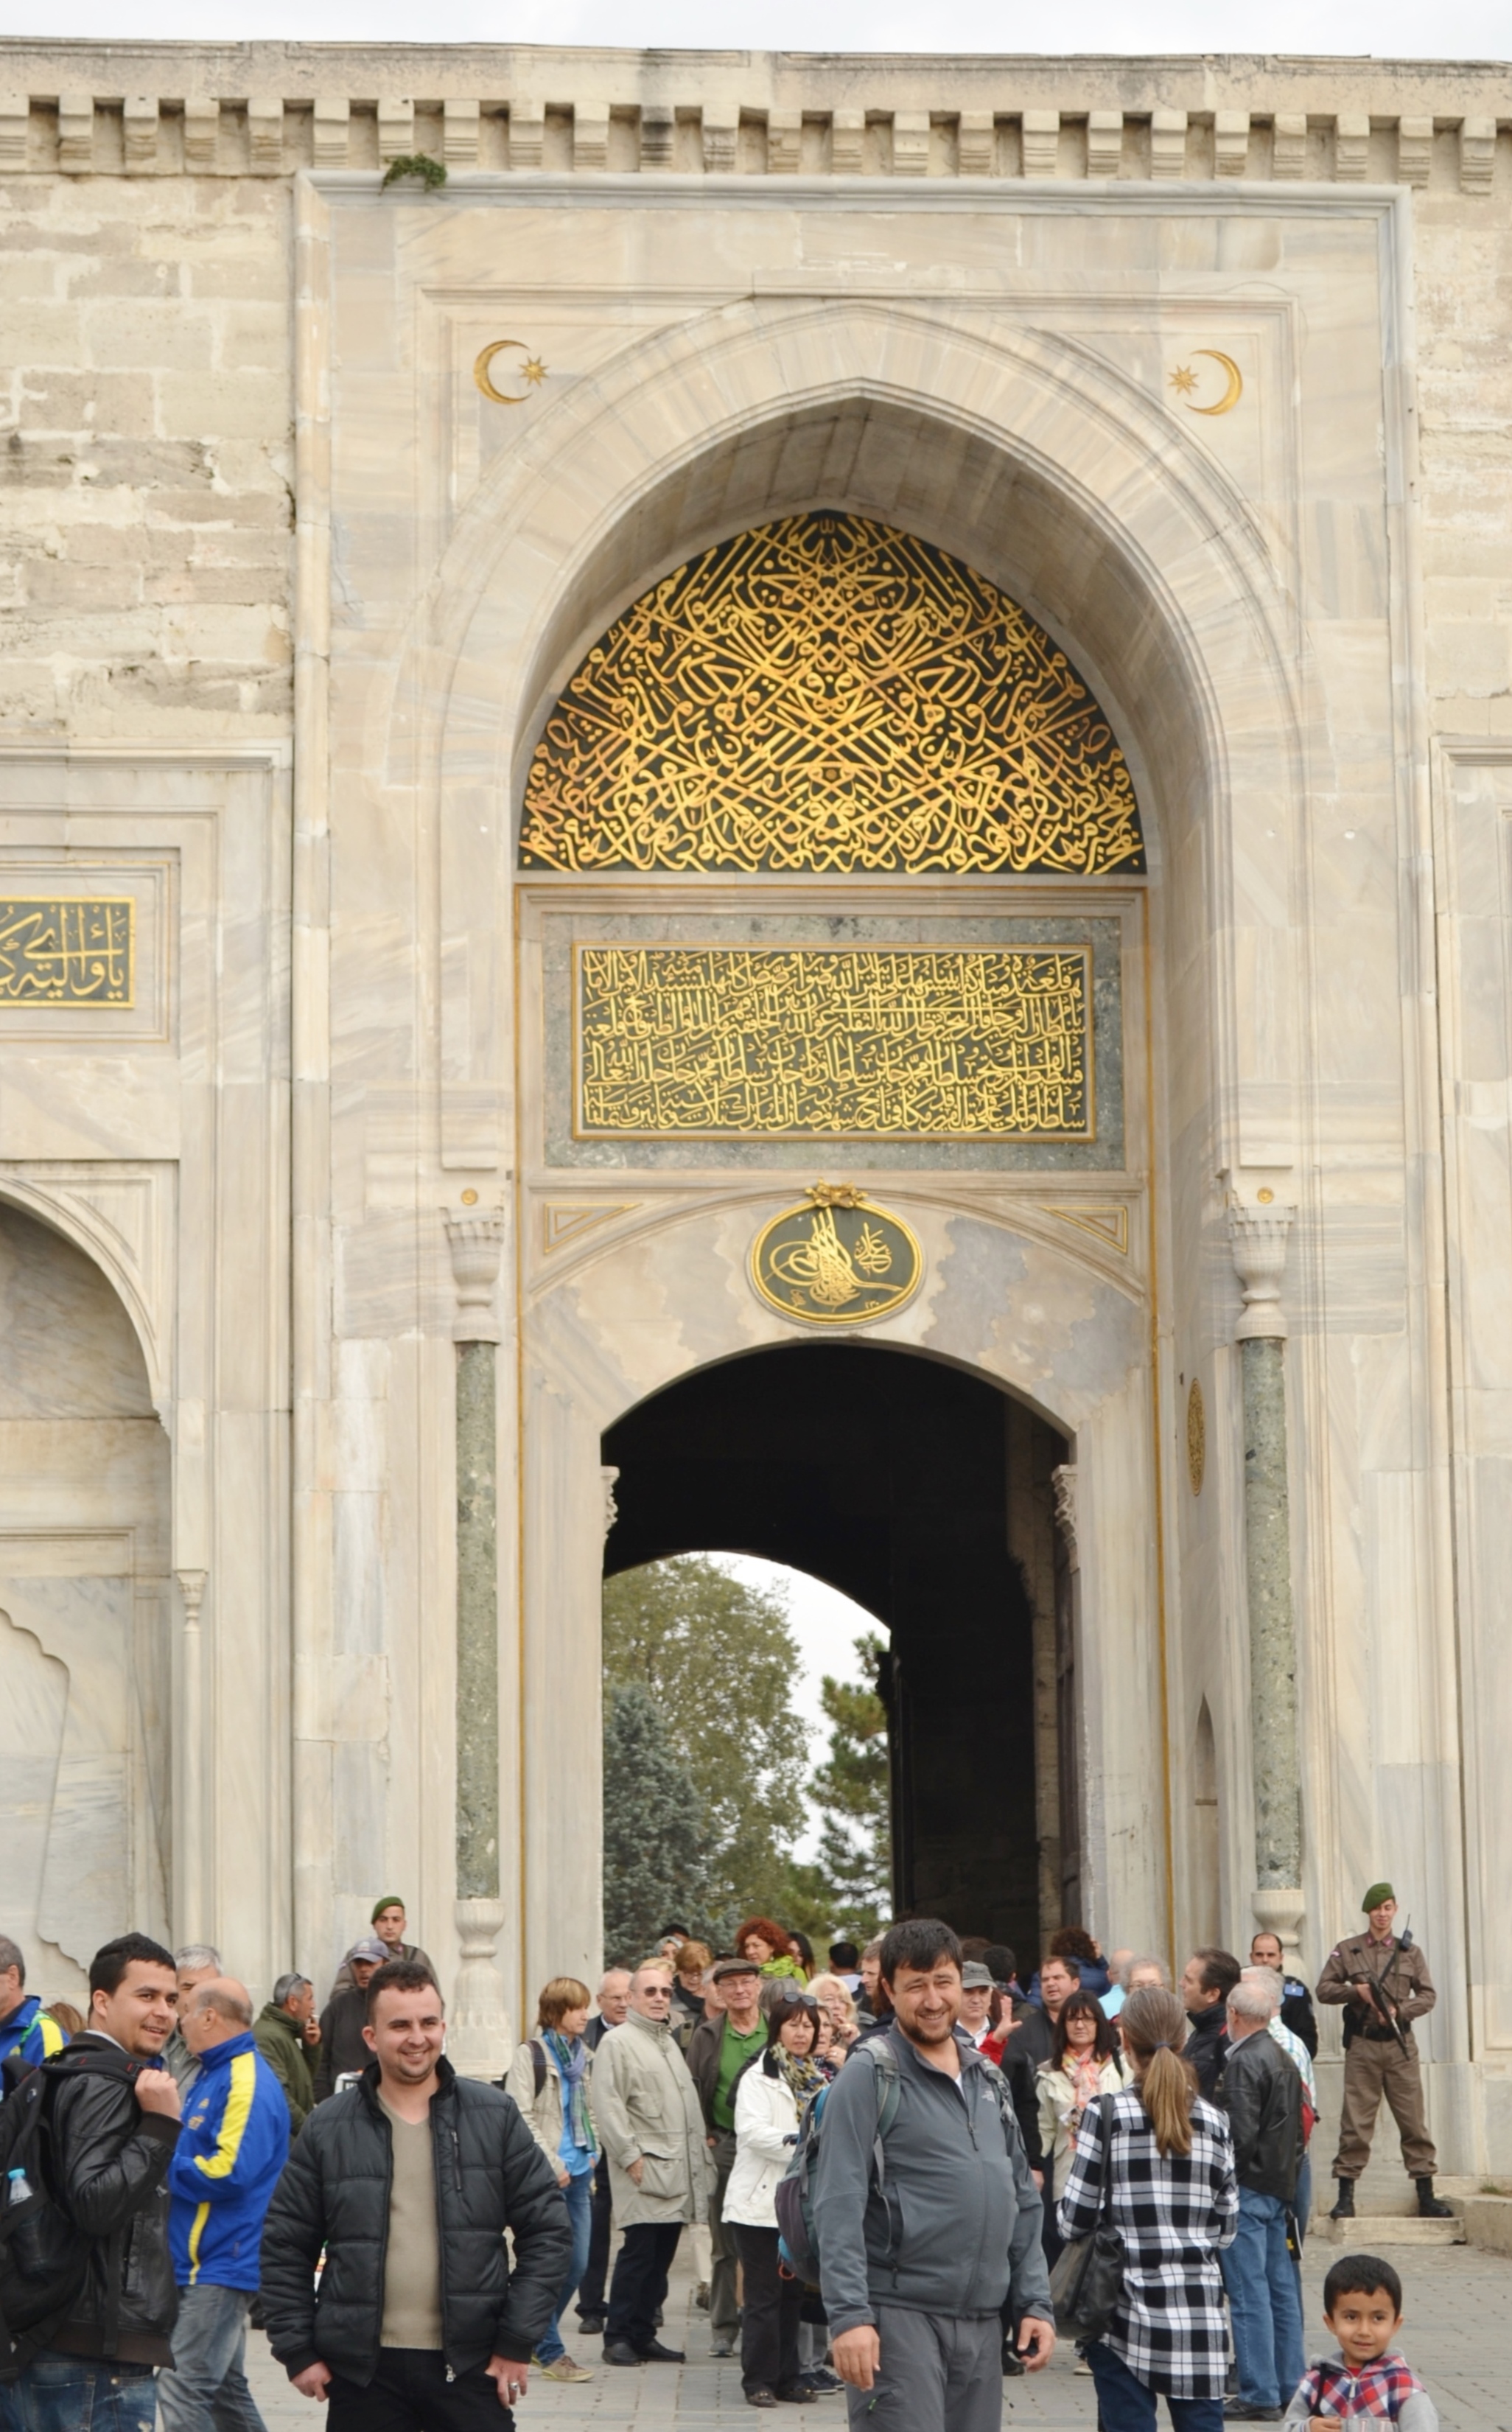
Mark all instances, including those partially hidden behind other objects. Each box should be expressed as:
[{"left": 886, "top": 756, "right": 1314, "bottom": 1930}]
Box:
[
  {"left": 1415, "top": 2176, "right": 1453, "bottom": 2218},
  {"left": 1329, "top": 2178, "right": 1356, "bottom": 2219}
]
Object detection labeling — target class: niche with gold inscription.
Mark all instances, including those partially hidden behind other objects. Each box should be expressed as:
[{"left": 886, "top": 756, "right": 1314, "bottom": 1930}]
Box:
[{"left": 520, "top": 513, "right": 1144, "bottom": 877}]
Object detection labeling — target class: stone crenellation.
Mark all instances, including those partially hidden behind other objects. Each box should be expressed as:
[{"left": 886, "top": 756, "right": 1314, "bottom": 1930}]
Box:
[{"left": 0, "top": 43, "right": 1504, "bottom": 190}]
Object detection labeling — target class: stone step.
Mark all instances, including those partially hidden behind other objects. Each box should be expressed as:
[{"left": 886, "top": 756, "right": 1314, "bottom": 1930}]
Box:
[{"left": 1315, "top": 2213, "right": 1465, "bottom": 2245}]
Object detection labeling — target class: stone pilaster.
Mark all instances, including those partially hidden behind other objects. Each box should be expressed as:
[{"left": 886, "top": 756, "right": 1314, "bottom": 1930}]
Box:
[
  {"left": 1228, "top": 1203, "right": 1304, "bottom": 1970},
  {"left": 443, "top": 1210, "right": 510, "bottom": 2076},
  {"left": 175, "top": 1568, "right": 208, "bottom": 1943}
]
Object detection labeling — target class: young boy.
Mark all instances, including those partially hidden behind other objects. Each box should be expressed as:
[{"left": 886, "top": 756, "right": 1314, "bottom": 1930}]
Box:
[{"left": 1284, "top": 2254, "right": 1438, "bottom": 2431}]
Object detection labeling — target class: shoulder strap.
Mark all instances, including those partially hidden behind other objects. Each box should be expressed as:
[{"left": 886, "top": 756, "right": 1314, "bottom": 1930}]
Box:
[
  {"left": 1096, "top": 2090, "right": 1117, "bottom": 2222},
  {"left": 528, "top": 2038, "right": 547, "bottom": 2099},
  {"left": 868, "top": 2037, "right": 901, "bottom": 2143}
]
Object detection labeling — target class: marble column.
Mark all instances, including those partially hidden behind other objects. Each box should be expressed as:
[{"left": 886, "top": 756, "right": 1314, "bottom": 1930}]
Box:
[
  {"left": 175, "top": 1567, "right": 207, "bottom": 1943},
  {"left": 443, "top": 1209, "right": 511, "bottom": 2076},
  {"left": 1228, "top": 1203, "right": 1304, "bottom": 1969}
]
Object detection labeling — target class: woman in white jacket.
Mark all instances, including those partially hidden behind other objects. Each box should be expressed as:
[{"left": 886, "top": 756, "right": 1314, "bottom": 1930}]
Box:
[
  {"left": 723, "top": 1991, "right": 827, "bottom": 2408},
  {"left": 1035, "top": 1987, "right": 1127, "bottom": 2267}
]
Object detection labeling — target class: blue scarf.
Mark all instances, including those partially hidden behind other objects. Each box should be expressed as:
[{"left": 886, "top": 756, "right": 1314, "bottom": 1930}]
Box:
[{"left": 545, "top": 2029, "right": 597, "bottom": 2156}]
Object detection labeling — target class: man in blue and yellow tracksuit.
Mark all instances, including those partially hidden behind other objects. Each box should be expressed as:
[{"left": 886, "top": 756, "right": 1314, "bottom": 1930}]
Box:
[
  {"left": 0, "top": 1935, "right": 67, "bottom": 2084},
  {"left": 161, "top": 1974, "right": 290, "bottom": 2431}
]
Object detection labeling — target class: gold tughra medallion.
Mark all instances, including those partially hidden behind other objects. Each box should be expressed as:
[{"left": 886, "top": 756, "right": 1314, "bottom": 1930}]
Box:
[{"left": 749, "top": 1183, "right": 923, "bottom": 1327}]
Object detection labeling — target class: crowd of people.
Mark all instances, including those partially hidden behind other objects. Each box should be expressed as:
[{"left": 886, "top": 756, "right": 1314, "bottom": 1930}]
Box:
[{"left": 0, "top": 1885, "right": 1449, "bottom": 2432}]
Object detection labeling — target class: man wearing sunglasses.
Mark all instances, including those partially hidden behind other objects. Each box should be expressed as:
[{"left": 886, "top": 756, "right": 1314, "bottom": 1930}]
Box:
[{"left": 589, "top": 1962, "right": 712, "bottom": 2367}]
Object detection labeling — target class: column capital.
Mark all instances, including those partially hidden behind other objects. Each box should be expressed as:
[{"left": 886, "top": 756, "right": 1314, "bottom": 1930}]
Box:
[
  {"left": 1228, "top": 1200, "right": 1295, "bottom": 1341},
  {"left": 443, "top": 1208, "right": 506, "bottom": 1343},
  {"left": 175, "top": 1567, "right": 208, "bottom": 1624}
]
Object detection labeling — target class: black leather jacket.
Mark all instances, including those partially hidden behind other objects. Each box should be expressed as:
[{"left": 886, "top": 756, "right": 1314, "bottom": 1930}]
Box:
[
  {"left": 1184, "top": 2004, "right": 1229, "bottom": 2101},
  {"left": 40, "top": 2036, "right": 181, "bottom": 2366},
  {"left": 1223, "top": 2028, "right": 1304, "bottom": 2201},
  {"left": 260, "top": 2057, "right": 570, "bottom": 2386}
]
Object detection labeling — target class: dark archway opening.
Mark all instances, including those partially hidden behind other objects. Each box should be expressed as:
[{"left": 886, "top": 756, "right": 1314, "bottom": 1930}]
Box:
[{"left": 603, "top": 1340, "right": 1078, "bottom": 1957}]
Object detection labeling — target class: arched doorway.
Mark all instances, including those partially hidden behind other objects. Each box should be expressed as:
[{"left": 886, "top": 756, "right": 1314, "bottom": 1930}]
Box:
[
  {"left": 603, "top": 1342, "right": 1074, "bottom": 1956},
  {"left": 0, "top": 1199, "right": 172, "bottom": 1997}
]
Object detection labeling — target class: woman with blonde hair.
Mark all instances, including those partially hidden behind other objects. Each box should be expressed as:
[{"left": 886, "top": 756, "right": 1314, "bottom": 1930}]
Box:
[
  {"left": 670, "top": 1938, "right": 712, "bottom": 2045},
  {"left": 505, "top": 1975, "right": 600, "bottom": 2383},
  {"left": 1056, "top": 1984, "right": 1237, "bottom": 2432},
  {"left": 805, "top": 1971, "right": 859, "bottom": 2064}
]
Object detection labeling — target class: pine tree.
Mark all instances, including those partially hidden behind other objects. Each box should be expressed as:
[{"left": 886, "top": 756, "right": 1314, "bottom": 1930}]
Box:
[
  {"left": 602, "top": 1556, "right": 809, "bottom": 1924},
  {"left": 808, "top": 1632, "right": 892, "bottom": 1940},
  {"left": 601, "top": 1680, "right": 727, "bottom": 1967}
]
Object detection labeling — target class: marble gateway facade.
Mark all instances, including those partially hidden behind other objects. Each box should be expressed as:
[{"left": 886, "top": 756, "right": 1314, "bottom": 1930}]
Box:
[{"left": 0, "top": 35, "right": 1510, "bottom": 2165}]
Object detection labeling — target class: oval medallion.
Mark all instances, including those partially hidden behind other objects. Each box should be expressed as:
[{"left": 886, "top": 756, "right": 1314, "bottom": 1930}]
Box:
[{"left": 750, "top": 1183, "right": 923, "bottom": 1328}]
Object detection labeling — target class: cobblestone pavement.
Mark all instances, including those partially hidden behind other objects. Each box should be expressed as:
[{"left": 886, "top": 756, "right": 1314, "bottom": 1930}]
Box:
[{"left": 245, "top": 2239, "right": 1512, "bottom": 2432}]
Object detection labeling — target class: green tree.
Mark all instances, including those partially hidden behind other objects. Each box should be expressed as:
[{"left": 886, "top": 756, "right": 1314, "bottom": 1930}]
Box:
[
  {"left": 601, "top": 1681, "right": 727, "bottom": 1967},
  {"left": 602, "top": 1556, "right": 810, "bottom": 1928},
  {"left": 809, "top": 1632, "right": 892, "bottom": 1941}
]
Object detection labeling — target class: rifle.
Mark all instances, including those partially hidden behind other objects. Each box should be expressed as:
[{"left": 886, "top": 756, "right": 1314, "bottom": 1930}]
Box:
[{"left": 1351, "top": 1953, "right": 1408, "bottom": 2052}]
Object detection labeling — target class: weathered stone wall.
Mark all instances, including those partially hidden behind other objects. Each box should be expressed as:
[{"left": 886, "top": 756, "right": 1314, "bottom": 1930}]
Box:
[
  {"left": 0, "top": 43, "right": 1505, "bottom": 756},
  {"left": 0, "top": 167, "right": 290, "bottom": 737}
]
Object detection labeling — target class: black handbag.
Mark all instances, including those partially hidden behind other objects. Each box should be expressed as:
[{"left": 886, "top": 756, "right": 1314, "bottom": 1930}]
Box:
[{"left": 1048, "top": 2091, "right": 1127, "bottom": 2341}]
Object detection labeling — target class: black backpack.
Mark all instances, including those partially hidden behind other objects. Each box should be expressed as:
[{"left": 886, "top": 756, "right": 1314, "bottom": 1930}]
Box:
[{"left": 0, "top": 2052, "right": 97, "bottom": 2380}]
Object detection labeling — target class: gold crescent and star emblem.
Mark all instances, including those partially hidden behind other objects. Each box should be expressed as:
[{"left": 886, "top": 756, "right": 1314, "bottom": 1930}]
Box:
[
  {"left": 1168, "top": 350, "right": 1244, "bottom": 416},
  {"left": 472, "top": 339, "right": 549, "bottom": 405},
  {"left": 750, "top": 1181, "right": 923, "bottom": 1327}
]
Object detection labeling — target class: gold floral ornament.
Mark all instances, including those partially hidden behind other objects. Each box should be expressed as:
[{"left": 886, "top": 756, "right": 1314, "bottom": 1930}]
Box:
[
  {"left": 519, "top": 512, "right": 1145, "bottom": 876},
  {"left": 750, "top": 1184, "right": 924, "bottom": 1327}
]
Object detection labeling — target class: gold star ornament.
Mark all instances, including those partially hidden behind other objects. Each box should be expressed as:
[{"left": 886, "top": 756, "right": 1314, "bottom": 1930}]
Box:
[{"left": 1168, "top": 363, "right": 1198, "bottom": 395}]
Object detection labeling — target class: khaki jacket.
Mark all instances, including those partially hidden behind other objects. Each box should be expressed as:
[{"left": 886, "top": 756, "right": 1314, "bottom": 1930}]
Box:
[
  {"left": 503, "top": 2034, "right": 595, "bottom": 2174},
  {"left": 1316, "top": 1933, "right": 1436, "bottom": 2041},
  {"left": 588, "top": 2008, "right": 713, "bottom": 2228}
]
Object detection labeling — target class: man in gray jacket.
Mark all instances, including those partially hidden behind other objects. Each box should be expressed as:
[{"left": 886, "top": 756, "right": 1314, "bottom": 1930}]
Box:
[
  {"left": 811, "top": 1918, "right": 1055, "bottom": 2432},
  {"left": 589, "top": 1960, "right": 711, "bottom": 2368}
]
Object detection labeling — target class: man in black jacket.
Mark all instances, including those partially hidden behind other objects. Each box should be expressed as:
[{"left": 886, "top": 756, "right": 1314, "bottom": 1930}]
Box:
[
  {"left": 1001, "top": 1951, "right": 1079, "bottom": 2175},
  {"left": 260, "top": 1957, "right": 570, "bottom": 2431},
  {"left": 1181, "top": 1946, "right": 1242, "bottom": 2100},
  {"left": 1219, "top": 1976, "right": 1306, "bottom": 2422},
  {"left": 311, "top": 1938, "right": 386, "bottom": 2101},
  {"left": 1, "top": 1932, "right": 182, "bottom": 2431}
]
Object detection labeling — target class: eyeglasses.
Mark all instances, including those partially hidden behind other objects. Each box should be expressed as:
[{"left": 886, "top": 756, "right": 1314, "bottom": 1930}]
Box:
[{"left": 777, "top": 1994, "right": 820, "bottom": 2013}]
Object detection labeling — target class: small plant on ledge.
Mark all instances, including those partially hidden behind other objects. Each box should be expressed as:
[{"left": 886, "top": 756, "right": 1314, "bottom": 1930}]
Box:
[{"left": 381, "top": 154, "right": 447, "bottom": 190}]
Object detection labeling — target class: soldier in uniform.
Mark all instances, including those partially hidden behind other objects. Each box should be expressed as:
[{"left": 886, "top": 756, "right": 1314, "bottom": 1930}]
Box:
[{"left": 1316, "top": 1883, "right": 1452, "bottom": 2220}]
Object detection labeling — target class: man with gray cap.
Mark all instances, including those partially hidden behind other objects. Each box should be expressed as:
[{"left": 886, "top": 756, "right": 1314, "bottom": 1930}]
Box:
[
  {"left": 957, "top": 1962, "right": 995, "bottom": 2050},
  {"left": 686, "top": 1956, "right": 767, "bottom": 2358},
  {"left": 1315, "top": 1884, "right": 1450, "bottom": 2219},
  {"left": 313, "top": 1940, "right": 388, "bottom": 2101}
]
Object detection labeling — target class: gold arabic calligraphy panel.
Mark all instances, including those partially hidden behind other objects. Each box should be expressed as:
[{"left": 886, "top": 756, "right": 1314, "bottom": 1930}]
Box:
[
  {"left": 575, "top": 945, "right": 1091, "bottom": 1139},
  {"left": 0, "top": 899, "right": 133, "bottom": 1006},
  {"left": 521, "top": 514, "right": 1144, "bottom": 876}
]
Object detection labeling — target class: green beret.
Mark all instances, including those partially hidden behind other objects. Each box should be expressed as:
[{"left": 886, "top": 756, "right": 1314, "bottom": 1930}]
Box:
[
  {"left": 371, "top": 1893, "right": 405, "bottom": 1922},
  {"left": 1362, "top": 1881, "right": 1395, "bottom": 1912}
]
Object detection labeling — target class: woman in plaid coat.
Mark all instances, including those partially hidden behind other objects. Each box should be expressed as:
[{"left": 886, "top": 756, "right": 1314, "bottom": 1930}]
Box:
[{"left": 1057, "top": 1985, "right": 1239, "bottom": 2432}]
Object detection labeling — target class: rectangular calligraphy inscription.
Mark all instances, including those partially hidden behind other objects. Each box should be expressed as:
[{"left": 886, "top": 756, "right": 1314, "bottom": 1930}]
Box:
[
  {"left": 575, "top": 945, "right": 1093, "bottom": 1139},
  {"left": 0, "top": 899, "right": 134, "bottom": 1007}
]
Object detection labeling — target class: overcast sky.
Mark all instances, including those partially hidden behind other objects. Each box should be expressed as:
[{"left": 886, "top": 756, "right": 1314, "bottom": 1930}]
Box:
[
  {"left": 719, "top": 1554, "right": 876, "bottom": 1863},
  {"left": 0, "top": 0, "right": 1505, "bottom": 57}
]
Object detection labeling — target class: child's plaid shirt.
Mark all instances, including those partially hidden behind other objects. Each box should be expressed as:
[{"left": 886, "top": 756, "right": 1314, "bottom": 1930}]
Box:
[{"left": 1295, "top": 2355, "right": 1424, "bottom": 2419}]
